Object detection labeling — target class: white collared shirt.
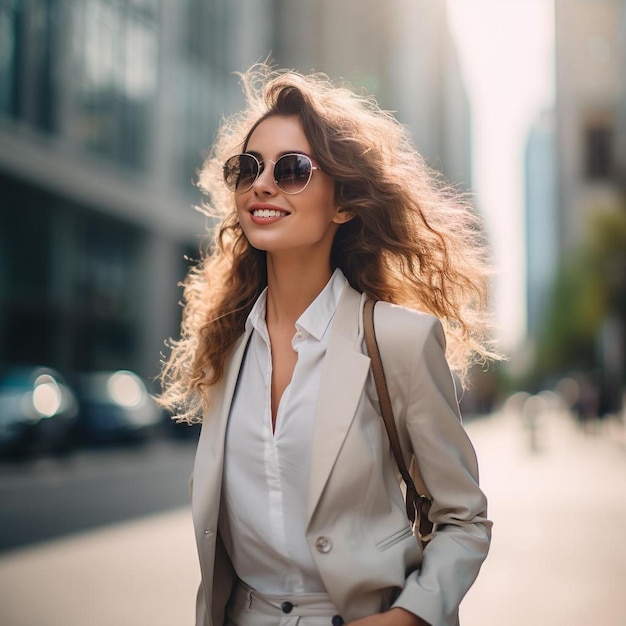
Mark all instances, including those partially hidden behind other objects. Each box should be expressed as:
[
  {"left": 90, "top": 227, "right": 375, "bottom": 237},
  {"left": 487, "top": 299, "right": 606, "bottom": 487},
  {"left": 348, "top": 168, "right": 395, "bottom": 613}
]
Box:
[{"left": 219, "top": 269, "right": 348, "bottom": 594}]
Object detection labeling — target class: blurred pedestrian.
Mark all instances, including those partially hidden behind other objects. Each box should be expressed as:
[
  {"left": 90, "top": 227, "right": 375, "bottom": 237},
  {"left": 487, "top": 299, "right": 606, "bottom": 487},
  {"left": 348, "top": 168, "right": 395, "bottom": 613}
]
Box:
[{"left": 159, "top": 64, "right": 496, "bottom": 626}]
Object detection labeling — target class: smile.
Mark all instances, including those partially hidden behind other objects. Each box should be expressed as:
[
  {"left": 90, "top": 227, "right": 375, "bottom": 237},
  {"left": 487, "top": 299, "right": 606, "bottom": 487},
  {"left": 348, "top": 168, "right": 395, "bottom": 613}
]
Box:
[{"left": 251, "top": 209, "right": 289, "bottom": 218}]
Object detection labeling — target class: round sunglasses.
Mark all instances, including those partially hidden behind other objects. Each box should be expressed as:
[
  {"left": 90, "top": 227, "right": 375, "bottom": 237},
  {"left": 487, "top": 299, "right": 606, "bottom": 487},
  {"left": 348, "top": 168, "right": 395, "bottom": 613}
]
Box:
[{"left": 222, "top": 152, "right": 320, "bottom": 195}]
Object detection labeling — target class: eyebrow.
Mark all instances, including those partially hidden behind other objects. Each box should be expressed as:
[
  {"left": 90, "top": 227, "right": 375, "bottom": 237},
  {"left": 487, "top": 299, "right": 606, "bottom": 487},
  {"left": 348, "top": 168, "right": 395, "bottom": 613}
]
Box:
[{"left": 245, "top": 149, "right": 311, "bottom": 160}]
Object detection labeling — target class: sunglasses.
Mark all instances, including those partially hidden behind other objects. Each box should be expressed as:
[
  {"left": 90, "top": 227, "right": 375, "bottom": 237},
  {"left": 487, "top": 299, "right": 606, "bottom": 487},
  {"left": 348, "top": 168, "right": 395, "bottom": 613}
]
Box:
[{"left": 222, "top": 152, "right": 320, "bottom": 195}]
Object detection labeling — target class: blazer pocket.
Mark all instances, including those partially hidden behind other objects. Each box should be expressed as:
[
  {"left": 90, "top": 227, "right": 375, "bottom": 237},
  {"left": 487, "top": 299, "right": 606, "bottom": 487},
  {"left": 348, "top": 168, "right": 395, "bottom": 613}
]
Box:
[{"left": 375, "top": 525, "right": 414, "bottom": 551}]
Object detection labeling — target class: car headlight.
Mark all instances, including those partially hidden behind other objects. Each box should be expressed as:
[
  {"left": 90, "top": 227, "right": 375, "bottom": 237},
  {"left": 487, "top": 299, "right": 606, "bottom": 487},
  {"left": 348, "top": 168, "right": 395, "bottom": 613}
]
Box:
[
  {"left": 32, "top": 375, "right": 63, "bottom": 418},
  {"left": 107, "top": 371, "right": 146, "bottom": 408}
]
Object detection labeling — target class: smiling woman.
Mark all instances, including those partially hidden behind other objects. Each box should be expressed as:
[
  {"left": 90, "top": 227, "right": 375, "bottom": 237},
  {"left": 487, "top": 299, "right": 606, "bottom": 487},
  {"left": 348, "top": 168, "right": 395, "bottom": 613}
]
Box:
[
  {"left": 233, "top": 115, "right": 346, "bottom": 269},
  {"left": 158, "top": 64, "right": 498, "bottom": 626}
]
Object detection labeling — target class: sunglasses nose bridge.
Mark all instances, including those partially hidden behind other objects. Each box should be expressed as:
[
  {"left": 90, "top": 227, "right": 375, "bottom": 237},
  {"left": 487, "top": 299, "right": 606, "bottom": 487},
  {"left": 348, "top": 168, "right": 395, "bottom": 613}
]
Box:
[{"left": 250, "top": 157, "right": 278, "bottom": 192}]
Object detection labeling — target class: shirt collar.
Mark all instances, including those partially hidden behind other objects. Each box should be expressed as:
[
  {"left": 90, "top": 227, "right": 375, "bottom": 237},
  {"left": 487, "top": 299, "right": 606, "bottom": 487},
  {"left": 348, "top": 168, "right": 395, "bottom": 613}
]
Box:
[
  {"left": 295, "top": 268, "right": 347, "bottom": 342},
  {"left": 246, "top": 288, "right": 268, "bottom": 336},
  {"left": 244, "top": 268, "right": 348, "bottom": 342}
]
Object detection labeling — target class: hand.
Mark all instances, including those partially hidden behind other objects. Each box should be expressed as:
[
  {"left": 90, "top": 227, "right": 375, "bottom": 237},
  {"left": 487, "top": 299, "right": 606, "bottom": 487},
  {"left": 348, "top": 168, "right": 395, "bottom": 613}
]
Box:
[{"left": 347, "top": 607, "right": 431, "bottom": 626}]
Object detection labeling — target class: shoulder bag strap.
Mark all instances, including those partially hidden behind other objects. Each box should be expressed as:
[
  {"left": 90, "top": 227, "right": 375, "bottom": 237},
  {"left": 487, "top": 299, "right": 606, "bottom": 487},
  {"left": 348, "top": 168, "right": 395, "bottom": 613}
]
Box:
[{"left": 363, "top": 298, "right": 433, "bottom": 541}]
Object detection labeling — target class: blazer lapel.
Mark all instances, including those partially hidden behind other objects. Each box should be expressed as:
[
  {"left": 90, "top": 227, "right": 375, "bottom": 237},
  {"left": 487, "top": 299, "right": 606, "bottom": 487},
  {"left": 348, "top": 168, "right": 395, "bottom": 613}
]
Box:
[
  {"left": 307, "top": 285, "right": 371, "bottom": 523},
  {"left": 191, "top": 329, "right": 252, "bottom": 536}
]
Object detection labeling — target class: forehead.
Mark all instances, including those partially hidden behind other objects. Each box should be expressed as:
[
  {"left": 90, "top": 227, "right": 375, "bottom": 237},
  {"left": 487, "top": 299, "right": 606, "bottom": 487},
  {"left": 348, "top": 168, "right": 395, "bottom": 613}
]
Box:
[{"left": 246, "top": 115, "right": 311, "bottom": 156}]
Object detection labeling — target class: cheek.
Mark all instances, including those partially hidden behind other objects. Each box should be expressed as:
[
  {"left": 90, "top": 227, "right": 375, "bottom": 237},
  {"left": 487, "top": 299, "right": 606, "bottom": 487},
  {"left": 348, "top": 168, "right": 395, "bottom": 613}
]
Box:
[
  {"left": 235, "top": 198, "right": 247, "bottom": 221},
  {"left": 315, "top": 194, "right": 339, "bottom": 223},
  {"left": 314, "top": 182, "right": 338, "bottom": 217}
]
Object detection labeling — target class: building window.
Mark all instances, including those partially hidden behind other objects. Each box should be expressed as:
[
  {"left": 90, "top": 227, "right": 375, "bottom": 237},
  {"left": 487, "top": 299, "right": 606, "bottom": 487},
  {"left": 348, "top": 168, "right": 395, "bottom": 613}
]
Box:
[
  {"left": 0, "top": 0, "right": 19, "bottom": 117},
  {"left": 0, "top": 0, "right": 60, "bottom": 131},
  {"left": 584, "top": 123, "right": 614, "bottom": 180},
  {"left": 0, "top": 174, "right": 143, "bottom": 371},
  {"left": 67, "top": 0, "right": 159, "bottom": 170},
  {"left": 0, "top": 0, "right": 159, "bottom": 171}
]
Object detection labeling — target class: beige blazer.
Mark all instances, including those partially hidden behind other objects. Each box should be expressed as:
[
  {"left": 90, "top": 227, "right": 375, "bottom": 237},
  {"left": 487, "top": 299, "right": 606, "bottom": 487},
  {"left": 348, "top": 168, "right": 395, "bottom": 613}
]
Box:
[{"left": 191, "top": 283, "right": 492, "bottom": 626}]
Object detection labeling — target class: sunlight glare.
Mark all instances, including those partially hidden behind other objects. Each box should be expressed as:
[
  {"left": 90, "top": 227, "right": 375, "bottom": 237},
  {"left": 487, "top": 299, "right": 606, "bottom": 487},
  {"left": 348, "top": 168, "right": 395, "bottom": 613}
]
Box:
[{"left": 446, "top": 0, "right": 555, "bottom": 351}]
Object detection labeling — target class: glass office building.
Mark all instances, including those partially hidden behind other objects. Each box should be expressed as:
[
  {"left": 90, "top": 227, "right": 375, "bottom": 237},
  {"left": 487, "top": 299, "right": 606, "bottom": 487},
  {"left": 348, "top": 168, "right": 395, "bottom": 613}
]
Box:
[
  {"left": 0, "top": 0, "right": 469, "bottom": 383},
  {"left": 0, "top": 0, "right": 258, "bottom": 379}
]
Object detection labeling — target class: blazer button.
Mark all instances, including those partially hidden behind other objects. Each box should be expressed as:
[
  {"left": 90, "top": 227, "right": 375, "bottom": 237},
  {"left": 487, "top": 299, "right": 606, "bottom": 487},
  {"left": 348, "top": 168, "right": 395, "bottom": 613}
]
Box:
[
  {"left": 315, "top": 536, "right": 332, "bottom": 553},
  {"left": 332, "top": 616, "right": 345, "bottom": 626},
  {"left": 281, "top": 601, "right": 293, "bottom": 614}
]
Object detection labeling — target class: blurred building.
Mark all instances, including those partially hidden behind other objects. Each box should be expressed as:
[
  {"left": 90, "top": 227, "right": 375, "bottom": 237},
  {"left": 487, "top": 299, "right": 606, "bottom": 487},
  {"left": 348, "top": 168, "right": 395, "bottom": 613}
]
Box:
[
  {"left": 273, "top": 0, "right": 472, "bottom": 186},
  {"left": 0, "top": 0, "right": 270, "bottom": 381},
  {"left": 555, "top": 0, "right": 626, "bottom": 250},
  {"left": 0, "top": 0, "right": 469, "bottom": 383},
  {"left": 524, "top": 110, "right": 558, "bottom": 349},
  {"left": 548, "top": 0, "right": 626, "bottom": 408}
]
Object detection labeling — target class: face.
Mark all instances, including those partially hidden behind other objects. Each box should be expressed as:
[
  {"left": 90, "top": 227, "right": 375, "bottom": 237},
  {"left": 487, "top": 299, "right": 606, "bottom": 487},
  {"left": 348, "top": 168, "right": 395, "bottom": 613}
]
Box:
[{"left": 234, "top": 115, "right": 351, "bottom": 259}]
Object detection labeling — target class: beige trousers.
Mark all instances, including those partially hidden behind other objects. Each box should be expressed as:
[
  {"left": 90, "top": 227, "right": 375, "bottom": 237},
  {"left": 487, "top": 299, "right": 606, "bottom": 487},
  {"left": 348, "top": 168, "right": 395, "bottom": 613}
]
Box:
[{"left": 225, "top": 580, "right": 345, "bottom": 626}]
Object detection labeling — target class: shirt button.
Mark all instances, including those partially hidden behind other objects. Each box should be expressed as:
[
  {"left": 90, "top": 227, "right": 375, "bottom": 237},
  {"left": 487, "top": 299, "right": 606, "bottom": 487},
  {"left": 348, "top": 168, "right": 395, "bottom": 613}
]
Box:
[
  {"left": 315, "top": 536, "right": 332, "bottom": 553},
  {"left": 281, "top": 601, "right": 294, "bottom": 614}
]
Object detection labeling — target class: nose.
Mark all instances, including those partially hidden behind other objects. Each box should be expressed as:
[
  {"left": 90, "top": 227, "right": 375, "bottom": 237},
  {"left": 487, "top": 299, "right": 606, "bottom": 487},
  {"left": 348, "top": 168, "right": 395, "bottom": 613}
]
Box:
[{"left": 251, "top": 162, "right": 278, "bottom": 196}]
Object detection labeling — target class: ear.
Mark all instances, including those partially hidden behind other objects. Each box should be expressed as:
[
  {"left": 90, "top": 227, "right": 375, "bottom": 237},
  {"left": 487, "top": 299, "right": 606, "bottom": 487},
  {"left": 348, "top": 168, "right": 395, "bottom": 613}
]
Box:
[{"left": 333, "top": 207, "right": 356, "bottom": 225}]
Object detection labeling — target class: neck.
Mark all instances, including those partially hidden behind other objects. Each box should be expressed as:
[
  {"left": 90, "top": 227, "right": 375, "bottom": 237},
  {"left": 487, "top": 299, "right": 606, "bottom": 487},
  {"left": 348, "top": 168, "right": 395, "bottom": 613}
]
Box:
[{"left": 265, "top": 253, "right": 334, "bottom": 326}]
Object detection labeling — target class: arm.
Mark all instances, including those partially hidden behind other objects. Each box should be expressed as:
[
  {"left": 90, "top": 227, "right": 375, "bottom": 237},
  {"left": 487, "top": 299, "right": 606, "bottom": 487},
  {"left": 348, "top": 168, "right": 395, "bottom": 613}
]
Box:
[{"left": 371, "top": 309, "right": 491, "bottom": 626}]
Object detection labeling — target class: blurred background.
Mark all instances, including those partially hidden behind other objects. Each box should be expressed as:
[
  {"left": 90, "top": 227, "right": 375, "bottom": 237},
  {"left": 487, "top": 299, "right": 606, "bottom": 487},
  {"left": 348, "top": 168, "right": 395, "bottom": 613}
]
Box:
[{"left": 0, "top": 1, "right": 625, "bottom": 625}]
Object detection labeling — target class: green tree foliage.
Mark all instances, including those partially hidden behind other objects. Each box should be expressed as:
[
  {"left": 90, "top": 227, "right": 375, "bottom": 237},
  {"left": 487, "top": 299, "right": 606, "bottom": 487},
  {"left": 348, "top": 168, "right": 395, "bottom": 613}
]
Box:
[
  {"left": 586, "top": 208, "right": 626, "bottom": 318},
  {"left": 536, "top": 206, "right": 626, "bottom": 379}
]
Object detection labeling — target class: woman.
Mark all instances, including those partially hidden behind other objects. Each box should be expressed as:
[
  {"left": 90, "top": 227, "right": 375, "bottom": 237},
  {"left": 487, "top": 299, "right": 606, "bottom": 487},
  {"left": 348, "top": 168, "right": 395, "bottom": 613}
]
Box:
[{"left": 159, "top": 65, "right": 495, "bottom": 626}]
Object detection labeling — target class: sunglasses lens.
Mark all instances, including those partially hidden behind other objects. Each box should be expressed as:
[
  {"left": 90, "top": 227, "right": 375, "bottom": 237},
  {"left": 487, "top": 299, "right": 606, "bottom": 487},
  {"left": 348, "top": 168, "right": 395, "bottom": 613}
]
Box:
[
  {"left": 274, "top": 154, "right": 313, "bottom": 193},
  {"left": 223, "top": 154, "right": 258, "bottom": 193},
  {"left": 223, "top": 153, "right": 315, "bottom": 194}
]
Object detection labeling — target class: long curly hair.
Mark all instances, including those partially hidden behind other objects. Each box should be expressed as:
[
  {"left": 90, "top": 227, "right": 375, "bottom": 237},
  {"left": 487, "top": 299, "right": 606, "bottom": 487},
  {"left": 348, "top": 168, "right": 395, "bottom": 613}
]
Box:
[{"left": 159, "top": 64, "right": 497, "bottom": 423}]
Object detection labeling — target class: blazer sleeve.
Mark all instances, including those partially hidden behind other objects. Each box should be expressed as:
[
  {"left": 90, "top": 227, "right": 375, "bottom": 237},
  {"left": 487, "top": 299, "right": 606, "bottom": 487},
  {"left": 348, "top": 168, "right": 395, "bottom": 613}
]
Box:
[{"left": 380, "top": 310, "right": 492, "bottom": 626}]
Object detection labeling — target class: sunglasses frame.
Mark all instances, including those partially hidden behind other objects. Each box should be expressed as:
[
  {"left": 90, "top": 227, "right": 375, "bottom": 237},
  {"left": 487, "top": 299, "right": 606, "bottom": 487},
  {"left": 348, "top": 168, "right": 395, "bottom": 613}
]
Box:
[{"left": 223, "top": 152, "right": 320, "bottom": 195}]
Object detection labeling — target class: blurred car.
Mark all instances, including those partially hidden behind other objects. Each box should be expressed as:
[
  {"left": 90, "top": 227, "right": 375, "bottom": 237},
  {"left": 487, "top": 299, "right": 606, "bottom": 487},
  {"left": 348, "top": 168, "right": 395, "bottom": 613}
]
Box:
[
  {"left": 72, "top": 370, "right": 162, "bottom": 443},
  {"left": 0, "top": 366, "right": 79, "bottom": 456}
]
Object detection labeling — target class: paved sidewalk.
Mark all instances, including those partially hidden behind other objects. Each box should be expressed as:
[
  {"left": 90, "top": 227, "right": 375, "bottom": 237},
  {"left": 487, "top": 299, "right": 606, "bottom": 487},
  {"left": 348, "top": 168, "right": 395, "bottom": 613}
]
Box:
[
  {"left": 1, "top": 408, "right": 625, "bottom": 625},
  {"left": 460, "top": 407, "right": 626, "bottom": 626},
  {"left": 0, "top": 508, "right": 199, "bottom": 626}
]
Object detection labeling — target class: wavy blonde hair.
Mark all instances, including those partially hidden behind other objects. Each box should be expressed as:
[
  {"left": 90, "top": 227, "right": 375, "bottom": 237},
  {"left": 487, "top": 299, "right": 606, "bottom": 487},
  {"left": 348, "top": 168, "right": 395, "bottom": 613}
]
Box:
[{"left": 159, "top": 65, "right": 497, "bottom": 423}]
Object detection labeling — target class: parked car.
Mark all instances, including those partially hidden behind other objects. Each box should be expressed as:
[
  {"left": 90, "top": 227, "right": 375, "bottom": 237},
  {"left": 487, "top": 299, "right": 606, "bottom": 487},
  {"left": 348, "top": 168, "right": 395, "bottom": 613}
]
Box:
[
  {"left": 0, "top": 366, "right": 79, "bottom": 456},
  {"left": 72, "top": 370, "right": 162, "bottom": 443}
]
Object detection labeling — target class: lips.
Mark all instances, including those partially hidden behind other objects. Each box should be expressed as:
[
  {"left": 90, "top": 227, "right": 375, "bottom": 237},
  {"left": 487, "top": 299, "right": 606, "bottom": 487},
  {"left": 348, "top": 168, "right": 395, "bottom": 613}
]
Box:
[{"left": 247, "top": 204, "right": 291, "bottom": 224}]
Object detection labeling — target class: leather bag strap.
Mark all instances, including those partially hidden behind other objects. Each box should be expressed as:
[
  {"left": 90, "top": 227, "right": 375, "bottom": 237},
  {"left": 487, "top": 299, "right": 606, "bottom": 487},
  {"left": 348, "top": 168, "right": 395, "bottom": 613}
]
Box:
[{"left": 363, "top": 299, "right": 433, "bottom": 541}]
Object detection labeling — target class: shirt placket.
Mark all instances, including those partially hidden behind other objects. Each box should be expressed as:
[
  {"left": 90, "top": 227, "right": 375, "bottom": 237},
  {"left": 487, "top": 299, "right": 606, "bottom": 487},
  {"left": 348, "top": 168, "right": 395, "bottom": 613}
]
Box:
[{"left": 260, "top": 330, "right": 290, "bottom": 564}]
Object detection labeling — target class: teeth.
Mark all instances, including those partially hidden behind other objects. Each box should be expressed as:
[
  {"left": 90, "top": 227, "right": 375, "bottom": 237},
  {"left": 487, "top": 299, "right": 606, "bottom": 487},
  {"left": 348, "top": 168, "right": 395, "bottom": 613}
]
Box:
[{"left": 252, "top": 209, "right": 287, "bottom": 218}]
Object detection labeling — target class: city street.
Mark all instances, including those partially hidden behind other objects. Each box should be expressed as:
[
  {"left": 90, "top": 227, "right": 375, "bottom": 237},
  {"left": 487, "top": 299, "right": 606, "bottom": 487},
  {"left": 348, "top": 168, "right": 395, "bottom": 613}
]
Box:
[
  {"left": 1, "top": 407, "right": 625, "bottom": 625},
  {"left": 0, "top": 436, "right": 197, "bottom": 551}
]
